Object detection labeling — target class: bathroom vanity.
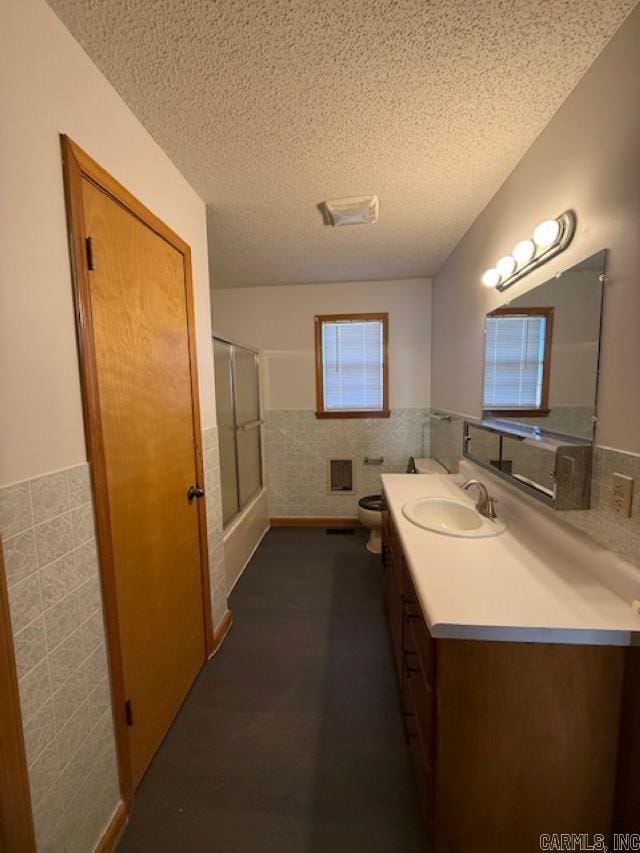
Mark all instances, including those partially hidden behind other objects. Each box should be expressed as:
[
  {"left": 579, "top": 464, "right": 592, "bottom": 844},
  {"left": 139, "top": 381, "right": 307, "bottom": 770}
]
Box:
[{"left": 381, "top": 469, "right": 639, "bottom": 853}]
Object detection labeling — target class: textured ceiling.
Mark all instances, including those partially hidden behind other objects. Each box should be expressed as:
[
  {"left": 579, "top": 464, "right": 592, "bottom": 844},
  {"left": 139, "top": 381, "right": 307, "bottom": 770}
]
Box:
[{"left": 48, "top": 0, "right": 636, "bottom": 287}]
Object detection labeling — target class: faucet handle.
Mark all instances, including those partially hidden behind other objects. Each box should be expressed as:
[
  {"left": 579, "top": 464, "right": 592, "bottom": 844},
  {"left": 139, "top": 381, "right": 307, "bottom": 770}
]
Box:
[{"left": 486, "top": 497, "right": 498, "bottom": 520}]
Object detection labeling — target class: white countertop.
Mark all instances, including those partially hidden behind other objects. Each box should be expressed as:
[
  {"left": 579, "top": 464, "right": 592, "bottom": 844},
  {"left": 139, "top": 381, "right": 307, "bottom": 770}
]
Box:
[{"left": 382, "top": 466, "right": 640, "bottom": 646}]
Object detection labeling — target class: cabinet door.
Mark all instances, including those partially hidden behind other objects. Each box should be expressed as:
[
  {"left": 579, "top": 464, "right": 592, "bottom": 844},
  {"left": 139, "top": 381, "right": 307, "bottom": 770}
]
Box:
[
  {"left": 405, "top": 677, "right": 436, "bottom": 843},
  {"left": 386, "top": 556, "right": 404, "bottom": 680}
]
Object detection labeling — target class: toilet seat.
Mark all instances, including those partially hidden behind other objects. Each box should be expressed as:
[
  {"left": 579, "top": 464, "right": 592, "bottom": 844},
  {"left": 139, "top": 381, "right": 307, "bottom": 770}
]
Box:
[{"left": 358, "top": 494, "right": 385, "bottom": 512}]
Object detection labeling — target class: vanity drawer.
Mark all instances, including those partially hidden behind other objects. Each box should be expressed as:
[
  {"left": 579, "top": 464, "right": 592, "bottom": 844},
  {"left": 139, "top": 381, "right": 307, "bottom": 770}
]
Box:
[
  {"left": 406, "top": 607, "right": 435, "bottom": 691},
  {"left": 406, "top": 651, "right": 435, "bottom": 769},
  {"left": 404, "top": 686, "right": 435, "bottom": 837},
  {"left": 385, "top": 555, "right": 405, "bottom": 680}
]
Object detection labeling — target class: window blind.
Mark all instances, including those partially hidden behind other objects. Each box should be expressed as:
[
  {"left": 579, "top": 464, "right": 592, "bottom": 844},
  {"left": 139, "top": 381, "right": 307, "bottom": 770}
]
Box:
[
  {"left": 321, "top": 319, "right": 384, "bottom": 411},
  {"left": 483, "top": 314, "right": 547, "bottom": 409}
]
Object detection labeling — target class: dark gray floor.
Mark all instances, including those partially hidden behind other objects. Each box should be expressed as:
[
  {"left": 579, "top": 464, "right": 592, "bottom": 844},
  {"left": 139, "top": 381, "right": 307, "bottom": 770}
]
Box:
[{"left": 119, "top": 527, "right": 425, "bottom": 852}]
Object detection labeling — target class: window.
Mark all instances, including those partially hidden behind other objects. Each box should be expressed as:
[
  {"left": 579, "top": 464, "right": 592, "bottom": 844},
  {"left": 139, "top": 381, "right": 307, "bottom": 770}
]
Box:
[
  {"left": 315, "top": 313, "right": 389, "bottom": 418},
  {"left": 483, "top": 307, "right": 553, "bottom": 416}
]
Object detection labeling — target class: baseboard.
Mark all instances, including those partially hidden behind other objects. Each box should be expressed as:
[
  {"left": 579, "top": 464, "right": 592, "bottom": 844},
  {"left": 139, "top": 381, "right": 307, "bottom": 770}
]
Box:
[
  {"left": 270, "top": 517, "right": 361, "bottom": 527},
  {"left": 211, "top": 610, "right": 233, "bottom": 655},
  {"left": 96, "top": 800, "right": 128, "bottom": 853}
]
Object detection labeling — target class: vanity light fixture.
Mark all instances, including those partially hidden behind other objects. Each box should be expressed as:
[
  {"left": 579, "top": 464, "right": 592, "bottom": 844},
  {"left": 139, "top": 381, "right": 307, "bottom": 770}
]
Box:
[
  {"left": 533, "top": 218, "right": 561, "bottom": 248},
  {"left": 512, "top": 239, "right": 535, "bottom": 265},
  {"left": 496, "top": 255, "right": 516, "bottom": 278},
  {"left": 481, "top": 268, "right": 501, "bottom": 288},
  {"left": 480, "top": 210, "right": 576, "bottom": 292}
]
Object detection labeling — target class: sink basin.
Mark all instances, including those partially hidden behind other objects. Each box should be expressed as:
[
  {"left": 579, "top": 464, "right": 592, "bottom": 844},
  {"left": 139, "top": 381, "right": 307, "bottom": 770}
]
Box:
[{"left": 402, "top": 497, "right": 507, "bottom": 538}]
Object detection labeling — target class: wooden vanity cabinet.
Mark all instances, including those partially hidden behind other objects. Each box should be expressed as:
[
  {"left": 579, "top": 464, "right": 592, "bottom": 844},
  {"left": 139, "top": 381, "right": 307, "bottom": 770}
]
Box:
[{"left": 381, "top": 508, "right": 627, "bottom": 853}]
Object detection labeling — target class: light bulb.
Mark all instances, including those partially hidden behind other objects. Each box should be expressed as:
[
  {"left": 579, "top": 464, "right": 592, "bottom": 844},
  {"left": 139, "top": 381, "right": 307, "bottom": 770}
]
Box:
[
  {"left": 481, "top": 268, "right": 501, "bottom": 288},
  {"left": 496, "top": 255, "right": 516, "bottom": 278},
  {"left": 533, "top": 218, "right": 561, "bottom": 248},
  {"left": 513, "top": 239, "right": 535, "bottom": 265}
]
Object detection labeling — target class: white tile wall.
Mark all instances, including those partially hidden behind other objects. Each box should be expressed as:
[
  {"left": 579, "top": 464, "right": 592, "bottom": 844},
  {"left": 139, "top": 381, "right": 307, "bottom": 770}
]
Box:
[
  {"left": 0, "top": 463, "right": 119, "bottom": 852},
  {"left": 517, "top": 406, "right": 595, "bottom": 440},
  {"left": 264, "top": 408, "right": 430, "bottom": 517},
  {"left": 1, "top": 429, "right": 231, "bottom": 842},
  {"left": 202, "top": 426, "right": 229, "bottom": 628},
  {"left": 0, "top": 434, "right": 228, "bottom": 849}
]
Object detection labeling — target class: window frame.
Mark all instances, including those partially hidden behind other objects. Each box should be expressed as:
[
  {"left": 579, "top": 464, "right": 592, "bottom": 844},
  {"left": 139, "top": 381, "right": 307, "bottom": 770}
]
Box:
[
  {"left": 483, "top": 306, "right": 554, "bottom": 418},
  {"left": 314, "top": 312, "right": 390, "bottom": 419}
]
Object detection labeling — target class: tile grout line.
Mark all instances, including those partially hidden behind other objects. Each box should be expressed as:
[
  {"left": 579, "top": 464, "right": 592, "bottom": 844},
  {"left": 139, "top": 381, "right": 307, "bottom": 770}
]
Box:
[
  {"left": 16, "top": 568, "right": 97, "bottom": 651},
  {"left": 20, "top": 604, "right": 102, "bottom": 723},
  {"left": 28, "top": 663, "right": 107, "bottom": 774},
  {"left": 32, "top": 698, "right": 114, "bottom": 817},
  {"left": 0, "top": 460, "right": 90, "bottom": 493}
]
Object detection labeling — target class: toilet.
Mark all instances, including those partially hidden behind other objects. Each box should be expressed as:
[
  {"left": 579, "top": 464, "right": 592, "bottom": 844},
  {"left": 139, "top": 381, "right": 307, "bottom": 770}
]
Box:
[
  {"left": 413, "top": 457, "right": 447, "bottom": 475},
  {"left": 357, "top": 494, "right": 386, "bottom": 554},
  {"left": 358, "top": 458, "right": 448, "bottom": 554}
]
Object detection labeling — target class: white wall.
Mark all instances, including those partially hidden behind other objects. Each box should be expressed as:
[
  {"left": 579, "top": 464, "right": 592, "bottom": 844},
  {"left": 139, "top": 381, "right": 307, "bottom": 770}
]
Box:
[
  {"left": 0, "top": 0, "right": 216, "bottom": 487},
  {"left": 0, "top": 1, "right": 221, "bottom": 849},
  {"left": 511, "top": 269, "right": 602, "bottom": 409},
  {"left": 430, "top": 3, "right": 640, "bottom": 454},
  {"left": 212, "top": 278, "right": 431, "bottom": 410}
]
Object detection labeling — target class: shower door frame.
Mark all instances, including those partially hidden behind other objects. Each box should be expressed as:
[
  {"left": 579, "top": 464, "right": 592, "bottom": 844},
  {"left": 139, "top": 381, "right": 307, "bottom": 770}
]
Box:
[{"left": 213, "top": 335, "right": 264, "bottom": 529}]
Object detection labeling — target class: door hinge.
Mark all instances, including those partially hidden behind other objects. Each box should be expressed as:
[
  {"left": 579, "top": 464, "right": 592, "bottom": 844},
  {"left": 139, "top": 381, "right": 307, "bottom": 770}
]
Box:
[
  {"left": 125, "top": 699, "right": 133, "bottom": 726},
  {"left": 85, "top": 236, "right": 95, "bottom": 271}
]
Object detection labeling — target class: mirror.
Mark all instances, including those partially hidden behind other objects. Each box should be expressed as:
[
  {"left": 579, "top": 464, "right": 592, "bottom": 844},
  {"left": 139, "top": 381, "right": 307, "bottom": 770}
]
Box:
[
  {"left": 500, "top": 434, "right": 556, "bottom": 496},
  {"left": 463, "top": 420, "right": 592, "bottom": 509},
  {"left": 482, "top": 250, "right": 605, "bottom": 440},
  {"left": 466, "top": 424, "right": 501, "bottom": 472}
]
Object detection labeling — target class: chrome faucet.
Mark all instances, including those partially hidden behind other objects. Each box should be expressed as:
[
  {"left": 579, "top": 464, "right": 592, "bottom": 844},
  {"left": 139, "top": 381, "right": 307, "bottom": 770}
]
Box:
[{"left": 461, "top": 479, "right": 498, "bottom": 520}]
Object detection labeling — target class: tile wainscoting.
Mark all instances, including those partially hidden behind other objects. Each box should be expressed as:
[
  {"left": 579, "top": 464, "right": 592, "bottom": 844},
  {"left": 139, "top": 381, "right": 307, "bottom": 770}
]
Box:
[
  {"left": 566, "top": 446, "right": 640, "bottom": 569},
  {"left": 430, "top": 409, "right": 640, "bottom": 570},
  {"left": 0, "top": 464, "right": 120, "bottom": 852},
  {"left": 517, "top": 406, "right": 595, "bottom": 440},
  {"left": 430, "top": 412, "right": 465, "bottom": 475},
  {"left": 264, "top": 408, "right": 430, "bottom": 518},
  {"left": 0, "top": 429, "right": 227, "bottom": 851}
]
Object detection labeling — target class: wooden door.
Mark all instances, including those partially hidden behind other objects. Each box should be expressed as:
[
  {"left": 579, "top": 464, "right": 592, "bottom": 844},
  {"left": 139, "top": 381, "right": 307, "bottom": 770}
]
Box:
[
  {"left": 0, "top": 541, "right": 36, "bottom": 852},
  {"left": 62, "top": 137, "right": 213, "bottom": 795}
]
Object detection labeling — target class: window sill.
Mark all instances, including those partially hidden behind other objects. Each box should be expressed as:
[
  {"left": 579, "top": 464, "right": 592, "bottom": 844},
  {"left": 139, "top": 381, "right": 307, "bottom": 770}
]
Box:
[
  {"left": 483, "top": 409, "right": 551, "bottom": 418},
  {"left": 315, "top": 410, "right": 391, "bottom": 420}
]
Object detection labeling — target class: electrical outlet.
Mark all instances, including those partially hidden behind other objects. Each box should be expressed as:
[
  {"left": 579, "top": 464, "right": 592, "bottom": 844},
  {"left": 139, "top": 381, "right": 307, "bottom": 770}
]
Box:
[{"left": 612, "top": 473, "right": 633, "bottom": 517}]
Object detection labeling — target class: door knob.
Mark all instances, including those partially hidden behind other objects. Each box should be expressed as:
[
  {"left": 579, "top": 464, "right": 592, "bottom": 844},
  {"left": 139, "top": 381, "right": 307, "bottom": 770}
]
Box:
[{"left": 187, "top": 485, "right": 205, "bottom": 502}]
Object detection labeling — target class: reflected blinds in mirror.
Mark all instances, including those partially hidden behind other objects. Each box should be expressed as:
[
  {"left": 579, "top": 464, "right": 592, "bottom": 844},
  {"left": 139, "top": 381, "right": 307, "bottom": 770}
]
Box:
[{"left": 484, "top": 314, "right": 548, "bottom": 410}]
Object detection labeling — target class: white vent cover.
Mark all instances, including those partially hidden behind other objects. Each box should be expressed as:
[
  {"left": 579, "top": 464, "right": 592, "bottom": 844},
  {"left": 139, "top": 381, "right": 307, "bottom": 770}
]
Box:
[{"left": 321, "top": 195, "right": 379, "bottom": 227}]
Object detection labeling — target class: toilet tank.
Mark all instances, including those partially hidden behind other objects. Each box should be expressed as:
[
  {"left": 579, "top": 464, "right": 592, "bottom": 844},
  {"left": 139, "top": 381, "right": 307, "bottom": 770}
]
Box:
[{"left": 414, "top": 457, "right": 447, "bottom": 475}]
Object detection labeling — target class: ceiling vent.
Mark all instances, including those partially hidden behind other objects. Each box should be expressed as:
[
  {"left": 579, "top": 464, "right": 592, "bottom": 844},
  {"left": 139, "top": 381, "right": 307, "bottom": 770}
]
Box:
[{"left": 320, "top": 195, "right": 379, "bottom": 227}]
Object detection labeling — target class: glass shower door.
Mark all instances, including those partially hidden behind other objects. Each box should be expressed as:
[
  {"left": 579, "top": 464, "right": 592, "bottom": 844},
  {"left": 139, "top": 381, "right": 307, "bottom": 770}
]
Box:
[
  {"left": 233, "top": 346, "right": 262, "bottom": 506},
  {"left": 214, "top": 339, "right": 240, "bottom": 525},
  {"left": 213, "top": 337, "right": 263, "bottom": 526}
]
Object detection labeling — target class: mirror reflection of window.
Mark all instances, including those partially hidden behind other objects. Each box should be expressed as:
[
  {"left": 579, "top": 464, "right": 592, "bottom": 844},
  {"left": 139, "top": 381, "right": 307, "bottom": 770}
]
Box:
[
  {"left": 480, "top": 250, "right": 606, "bottom": 441},
  {"left": 483, "top": 307, "right": 553, "bottom": 416}
]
